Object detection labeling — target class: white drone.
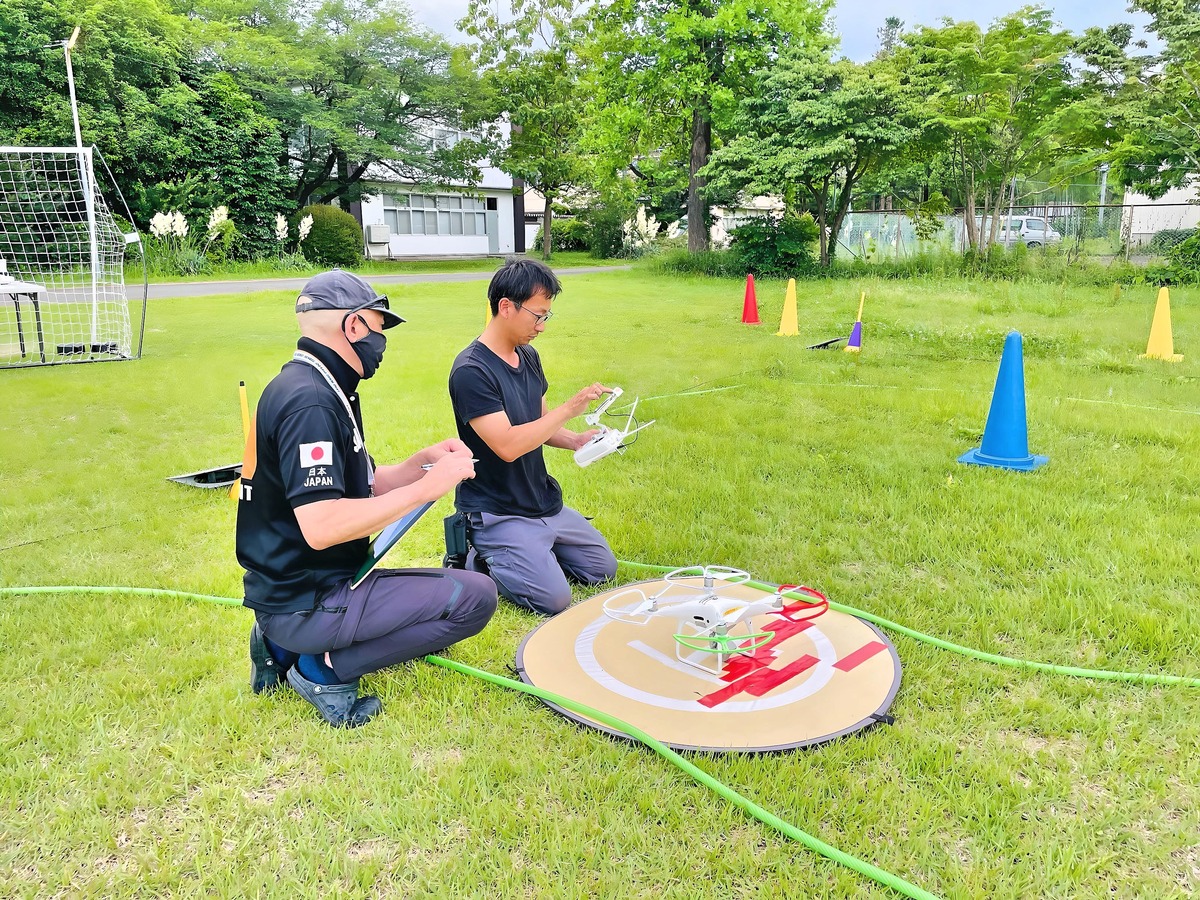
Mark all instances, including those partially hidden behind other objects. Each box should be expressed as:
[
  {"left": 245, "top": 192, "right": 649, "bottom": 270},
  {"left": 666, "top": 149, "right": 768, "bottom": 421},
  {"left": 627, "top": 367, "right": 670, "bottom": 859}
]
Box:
[
  {"left": 601, "top": 565, "right": 829, "bottom": 675},
  {"left": 574, "top": 386, "right": 655, "bottom": 467}
]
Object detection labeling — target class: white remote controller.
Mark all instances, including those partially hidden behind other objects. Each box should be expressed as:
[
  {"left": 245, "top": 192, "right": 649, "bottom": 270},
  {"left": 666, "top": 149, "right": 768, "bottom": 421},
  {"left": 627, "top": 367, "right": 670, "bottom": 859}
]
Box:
[
  {"left": 574, "top": 427, "right": 625, "bottom": 467},
  {"left": 573, "top": 388, "right": 654, "bottom": 467}
]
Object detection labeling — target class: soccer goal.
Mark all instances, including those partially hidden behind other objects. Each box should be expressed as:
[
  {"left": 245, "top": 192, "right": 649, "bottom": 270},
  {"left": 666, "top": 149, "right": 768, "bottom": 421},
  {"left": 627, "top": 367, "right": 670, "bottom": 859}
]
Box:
[{"left": 0, "top": 146, "right": 146, "bottom": 368}]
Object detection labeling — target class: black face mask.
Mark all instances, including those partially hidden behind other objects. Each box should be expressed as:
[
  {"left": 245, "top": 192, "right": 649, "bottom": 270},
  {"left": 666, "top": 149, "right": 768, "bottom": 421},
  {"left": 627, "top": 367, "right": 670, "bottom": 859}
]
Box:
[{"left": 347, "top": 314, "right": 387, "bottom": 379}]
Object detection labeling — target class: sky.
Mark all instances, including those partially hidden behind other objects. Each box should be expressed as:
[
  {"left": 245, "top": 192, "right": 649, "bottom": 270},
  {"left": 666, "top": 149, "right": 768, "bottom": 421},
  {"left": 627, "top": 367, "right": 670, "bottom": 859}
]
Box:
[{"left": 405, "top": 0, "right": 1152, "bottom": 61}]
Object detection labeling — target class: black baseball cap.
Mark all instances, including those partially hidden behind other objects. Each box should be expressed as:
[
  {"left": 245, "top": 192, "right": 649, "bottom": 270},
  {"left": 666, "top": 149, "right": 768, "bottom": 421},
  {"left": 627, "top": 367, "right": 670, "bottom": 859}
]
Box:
[{"left": 295, "top": 269, "right": 405, "bottom": 329}]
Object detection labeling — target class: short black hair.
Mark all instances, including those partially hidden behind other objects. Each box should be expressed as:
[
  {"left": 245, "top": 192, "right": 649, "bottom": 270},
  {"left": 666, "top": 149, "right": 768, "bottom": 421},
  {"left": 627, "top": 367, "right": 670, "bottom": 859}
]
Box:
[{"left": 487, "top": 256, "right": 561, "bottom": 315}]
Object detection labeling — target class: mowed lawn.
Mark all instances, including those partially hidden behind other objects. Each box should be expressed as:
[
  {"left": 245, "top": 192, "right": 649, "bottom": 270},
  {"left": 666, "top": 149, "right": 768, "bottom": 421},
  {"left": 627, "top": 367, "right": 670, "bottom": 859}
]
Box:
[{"left": 0, "top": 270, "right": 1197, "bottom": 899}]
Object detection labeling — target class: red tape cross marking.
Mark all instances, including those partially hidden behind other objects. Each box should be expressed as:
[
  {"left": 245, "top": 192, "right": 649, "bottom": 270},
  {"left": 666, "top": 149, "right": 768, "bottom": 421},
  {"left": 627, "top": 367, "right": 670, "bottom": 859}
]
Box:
[
  {"left": 698, "top": 655, "right": 819, "bottom": 708},
  {"left": 833, "top": 641, "right": 887, "bottom": 672}
]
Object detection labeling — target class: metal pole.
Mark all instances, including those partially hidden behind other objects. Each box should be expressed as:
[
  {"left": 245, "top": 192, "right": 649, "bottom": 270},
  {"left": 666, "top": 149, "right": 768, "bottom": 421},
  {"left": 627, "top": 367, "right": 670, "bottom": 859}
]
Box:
[
  {"left": 1098, "top": 163, "right": 1109, "bottom": 228},
  {"left": 64, "top": 28, "right": 101, "bottom": 350}
]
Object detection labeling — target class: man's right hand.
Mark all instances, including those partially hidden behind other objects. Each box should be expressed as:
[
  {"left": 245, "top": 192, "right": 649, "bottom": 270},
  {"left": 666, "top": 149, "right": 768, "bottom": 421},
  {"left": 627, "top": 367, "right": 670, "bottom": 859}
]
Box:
[
  {"left": 566, "top": 383, "right": 610, "bottom": 418},
  {"left": 419, "top": 449, "right": 476, "bottom": 498}
]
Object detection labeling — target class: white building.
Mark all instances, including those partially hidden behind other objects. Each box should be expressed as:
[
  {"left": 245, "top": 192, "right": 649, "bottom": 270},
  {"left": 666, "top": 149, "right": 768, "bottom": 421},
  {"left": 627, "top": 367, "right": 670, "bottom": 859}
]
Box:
[
  {"left": 1122, "top": 184, "right": 1200, "bottom": 247},
  {"left": 356, "top": 122, "right": 523, "bottom": 259}
]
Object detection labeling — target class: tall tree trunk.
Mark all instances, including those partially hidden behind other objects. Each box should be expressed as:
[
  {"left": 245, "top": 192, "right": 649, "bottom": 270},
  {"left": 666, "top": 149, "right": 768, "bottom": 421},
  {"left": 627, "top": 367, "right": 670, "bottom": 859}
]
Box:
[{"left": 687, "top": 108, "right": 711, "bottom": 253}]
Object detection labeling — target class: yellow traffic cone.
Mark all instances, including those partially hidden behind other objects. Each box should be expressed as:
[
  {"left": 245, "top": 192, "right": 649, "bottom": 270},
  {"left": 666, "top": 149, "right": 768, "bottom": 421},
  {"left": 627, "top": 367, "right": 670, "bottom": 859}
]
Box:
[
  {"left": 777, "top": 278, "right": 799, "bottom": 337},
  {"left": 485, "top": 299, "right": 492, "bottom": 329},
  {"left": 1141, "top": 287, "right": 1183, "bottom": 362}
]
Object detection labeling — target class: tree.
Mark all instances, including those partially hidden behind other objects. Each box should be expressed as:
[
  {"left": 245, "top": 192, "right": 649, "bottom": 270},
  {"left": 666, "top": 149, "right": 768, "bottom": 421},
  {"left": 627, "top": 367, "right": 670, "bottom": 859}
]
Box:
[
  {"left": 460, "top": 0, "right": 590, "bottom": 259},
  {"left": 183, "top": 0, "right": 485, "bottom": 209},
  {"left": 902, "top": 8, "right": 1094, "bottom": 250},
  {"left": 1078, "top": 2, "right": 1200, "bottom": 198},
  {"left": 581, "top": 0, "right": 830, "bottom": 252},
  {"left": 705, "top": 47, "right": 920, "bottom": 266}
]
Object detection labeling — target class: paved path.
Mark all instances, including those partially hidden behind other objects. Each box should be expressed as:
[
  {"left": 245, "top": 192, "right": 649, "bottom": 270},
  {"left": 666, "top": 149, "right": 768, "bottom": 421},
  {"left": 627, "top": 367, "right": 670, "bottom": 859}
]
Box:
[{"left": 145, "top": 266, "right": 631, "bottom": 299}]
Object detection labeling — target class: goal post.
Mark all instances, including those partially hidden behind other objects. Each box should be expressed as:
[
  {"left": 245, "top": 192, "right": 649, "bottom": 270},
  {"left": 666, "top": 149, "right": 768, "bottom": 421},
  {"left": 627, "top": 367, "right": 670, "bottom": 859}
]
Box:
[{"left": 0, "top": 145, "right": 146, "bottom": 369}]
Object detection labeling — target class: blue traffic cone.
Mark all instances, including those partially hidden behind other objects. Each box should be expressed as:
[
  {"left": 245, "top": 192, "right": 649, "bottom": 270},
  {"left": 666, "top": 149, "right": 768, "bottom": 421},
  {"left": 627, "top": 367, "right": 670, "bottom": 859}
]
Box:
[{"left": 958, "top": 332, "right": 1048, "bottom": 471}]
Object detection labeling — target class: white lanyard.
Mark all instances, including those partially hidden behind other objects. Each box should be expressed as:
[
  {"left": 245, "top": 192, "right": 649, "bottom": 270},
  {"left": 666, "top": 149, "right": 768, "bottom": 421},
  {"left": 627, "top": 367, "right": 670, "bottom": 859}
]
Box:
[{"left": 293, "top": 350, "right": 374, "bottom": 489}]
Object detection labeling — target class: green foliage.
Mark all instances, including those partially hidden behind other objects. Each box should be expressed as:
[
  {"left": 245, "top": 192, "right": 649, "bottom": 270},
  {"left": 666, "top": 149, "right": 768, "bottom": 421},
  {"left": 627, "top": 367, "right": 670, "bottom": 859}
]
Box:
[
  {"left": 534, "top": 218, "right": 590, "bottom": 253},
  {"left": 584, "top": 202, "right": 632, "bottom": 259},
  {"left": 1147, "top": 228, "right": 1195, "bottom": 255},
  {"left": 729, "top": 214, "right": 819, "bottom": 277},
  {"left": 581, "top": 0, "right": 831, "bottom": 251},
  {"left": 1080, "top": 3, "right": 1200, "bottom": 198},
  {"left": 903, "top": 10, "right": 1096, "bottom": 249},
  {"left": 1144, "top": 230, "right": 1200, "bottom": 284},
  {"left": 648, "top": 248, "right": 742, "bottom": 277},
  {"left": 297, "top": 205, "right": 363, "bottom": 268},
  {"left": 705, "top": 47, "right": 921, "bottom": 266}
]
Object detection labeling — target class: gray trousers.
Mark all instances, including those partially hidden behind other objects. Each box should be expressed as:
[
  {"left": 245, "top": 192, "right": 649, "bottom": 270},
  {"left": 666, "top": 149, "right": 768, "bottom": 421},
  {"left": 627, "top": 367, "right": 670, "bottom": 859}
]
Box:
[
  {"left": 466, "top": 506, "right": 617, "bottom": 615},
  {"left": 257, "top": 568, "right": 497, "bottom": 681}
]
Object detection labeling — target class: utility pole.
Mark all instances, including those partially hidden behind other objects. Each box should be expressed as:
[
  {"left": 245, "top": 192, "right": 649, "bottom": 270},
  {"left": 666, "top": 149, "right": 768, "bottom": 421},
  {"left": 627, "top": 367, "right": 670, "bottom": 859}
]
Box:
[{"left": 1098, "top": 163, "right": 1110, "bottom": 228}]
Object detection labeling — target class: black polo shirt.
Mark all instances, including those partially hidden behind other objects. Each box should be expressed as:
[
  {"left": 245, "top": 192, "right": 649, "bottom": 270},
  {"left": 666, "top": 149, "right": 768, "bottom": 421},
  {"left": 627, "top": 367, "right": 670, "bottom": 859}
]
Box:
[
  {"left": 237, "top": 337, "right": 373, "bottom": 614},
  {"left": 449, "top": 340, "right": 563, "bottom": 518}
]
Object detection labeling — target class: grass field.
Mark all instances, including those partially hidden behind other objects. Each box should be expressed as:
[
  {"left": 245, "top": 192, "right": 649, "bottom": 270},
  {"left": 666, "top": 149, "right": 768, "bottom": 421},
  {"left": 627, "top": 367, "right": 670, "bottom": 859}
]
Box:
[{"left": 1, "top": 271, "right": 1197, "bottom": 898}]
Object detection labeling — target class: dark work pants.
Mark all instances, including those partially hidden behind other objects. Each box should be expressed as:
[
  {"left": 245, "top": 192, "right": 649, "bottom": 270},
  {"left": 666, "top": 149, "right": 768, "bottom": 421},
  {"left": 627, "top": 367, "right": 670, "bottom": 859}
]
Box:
[
  {"left": 257, "top": 568, "right": 497, "bottom": 681},
  {"left": 465, "top": 506, "right": 617, "bottom": 616}
]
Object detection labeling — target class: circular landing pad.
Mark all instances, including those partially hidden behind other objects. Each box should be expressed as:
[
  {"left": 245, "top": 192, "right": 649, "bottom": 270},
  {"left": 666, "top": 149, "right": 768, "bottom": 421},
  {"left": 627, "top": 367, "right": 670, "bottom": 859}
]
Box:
[{"left": 516, "top": 576, "right": 901, "bottom": 753}]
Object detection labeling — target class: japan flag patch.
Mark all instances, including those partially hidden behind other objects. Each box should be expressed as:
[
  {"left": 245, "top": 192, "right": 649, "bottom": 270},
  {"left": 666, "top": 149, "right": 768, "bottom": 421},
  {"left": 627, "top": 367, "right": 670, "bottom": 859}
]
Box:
[{"left": 299, "top": 441, "right": 333, "bottom": 468}]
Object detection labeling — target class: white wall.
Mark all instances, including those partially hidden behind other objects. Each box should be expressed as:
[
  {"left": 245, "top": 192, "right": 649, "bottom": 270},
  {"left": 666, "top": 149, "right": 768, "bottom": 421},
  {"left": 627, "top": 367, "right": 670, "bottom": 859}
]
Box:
[{"left": 359, "top": 187, "right": 516, "bottom": 259}]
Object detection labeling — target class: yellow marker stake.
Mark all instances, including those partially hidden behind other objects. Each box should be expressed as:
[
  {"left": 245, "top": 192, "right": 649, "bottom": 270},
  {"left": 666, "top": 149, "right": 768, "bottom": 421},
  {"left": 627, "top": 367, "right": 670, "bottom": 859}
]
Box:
[
  {"left": 229, "top": 381, "right": 251, "bottom": 500},
  {"left": 856, "top": 290, "right": 866, "bottom": 323}
]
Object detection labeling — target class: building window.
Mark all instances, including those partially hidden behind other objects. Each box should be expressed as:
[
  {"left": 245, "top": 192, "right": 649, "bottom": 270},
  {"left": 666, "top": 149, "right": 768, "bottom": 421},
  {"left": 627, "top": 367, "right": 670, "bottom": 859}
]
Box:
[{"left": 381, "top": 192, "right": 488, "bottom": 237}]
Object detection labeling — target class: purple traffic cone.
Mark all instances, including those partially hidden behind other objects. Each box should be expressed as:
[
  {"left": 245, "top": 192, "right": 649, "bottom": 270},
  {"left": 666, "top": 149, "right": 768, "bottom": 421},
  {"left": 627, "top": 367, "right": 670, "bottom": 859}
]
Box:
[{"left": 844, "top": 320, "right": 862, "bottom": 352}]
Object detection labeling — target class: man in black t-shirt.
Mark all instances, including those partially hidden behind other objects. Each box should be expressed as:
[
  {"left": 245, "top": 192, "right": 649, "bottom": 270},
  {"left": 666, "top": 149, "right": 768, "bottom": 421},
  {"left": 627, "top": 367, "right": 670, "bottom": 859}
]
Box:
[
  {"left": 448, "top": 258, "right": 617, "bottom": 615},
  {"left": 237, "top": 269, "right": 497, "bottom": 728}
]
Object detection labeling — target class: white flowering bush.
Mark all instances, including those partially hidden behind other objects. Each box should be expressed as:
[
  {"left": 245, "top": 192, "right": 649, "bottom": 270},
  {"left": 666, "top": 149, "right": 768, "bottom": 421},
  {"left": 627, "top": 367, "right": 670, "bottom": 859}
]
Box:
[
  {"left": 145, "top": 205, "right": 239, "bottom": 276},
  {"left": 270, "top": 212, "right": 313, "bottom": 272},
  {"left": 623, "top": 207, "right": 660, "bottom": 255}
]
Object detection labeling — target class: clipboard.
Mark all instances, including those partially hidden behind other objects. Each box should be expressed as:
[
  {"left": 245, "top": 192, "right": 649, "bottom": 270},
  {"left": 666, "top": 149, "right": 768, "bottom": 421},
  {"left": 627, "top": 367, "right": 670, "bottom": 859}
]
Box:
[{"left": 350, "top": 500, "right": 436, "bottom": 589}]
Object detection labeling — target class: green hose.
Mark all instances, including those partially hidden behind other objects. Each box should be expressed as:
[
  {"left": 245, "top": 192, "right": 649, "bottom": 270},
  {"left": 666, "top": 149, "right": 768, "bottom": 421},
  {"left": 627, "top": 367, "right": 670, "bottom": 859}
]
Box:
[
  {"left": 0, "top": 583, "right": 939, "bottom": 899},
  {"left": 615, "top": 560, "right": 1200, "bottom": 688}
]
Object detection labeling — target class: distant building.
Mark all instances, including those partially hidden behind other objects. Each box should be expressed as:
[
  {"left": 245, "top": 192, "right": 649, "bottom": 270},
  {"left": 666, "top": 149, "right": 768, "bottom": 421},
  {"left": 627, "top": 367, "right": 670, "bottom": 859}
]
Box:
[
  {"left": 1122, "top": 184, "right": 1200, "bottom": 247},
  {"left": 355, "top": 121, "right": 522, "bottom": 259}
]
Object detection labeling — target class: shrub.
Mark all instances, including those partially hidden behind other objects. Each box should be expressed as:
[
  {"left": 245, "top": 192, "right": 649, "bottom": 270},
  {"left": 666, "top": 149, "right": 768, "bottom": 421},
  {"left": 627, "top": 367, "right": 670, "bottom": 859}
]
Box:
[
  {"left": 648, "top": 248, "right": 743, "bottom": 278},
  {"left": 297, "top": 204, "right": 363, "bottom": 268},
  {"left": 534, "top": 217, "right": 591, "bottom": 253},
  {"left": 729, "top": 214, "right": 818, "bottom": 277},
  {"left": 585, "top": 203, "right": 633, "bottom": 259},
  {"left": 1147, "top": 228, "right": 1194, "bottom": 255},
  {"left": 1165, "top": 230, "right": 1200, "bottom": 280}
]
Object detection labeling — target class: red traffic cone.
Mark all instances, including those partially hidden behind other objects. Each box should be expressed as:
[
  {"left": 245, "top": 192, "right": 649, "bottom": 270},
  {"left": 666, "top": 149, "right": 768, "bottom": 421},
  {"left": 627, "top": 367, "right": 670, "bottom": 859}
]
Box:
[{"left": 741, "top": 274, "right": 761, "bottom": 325}]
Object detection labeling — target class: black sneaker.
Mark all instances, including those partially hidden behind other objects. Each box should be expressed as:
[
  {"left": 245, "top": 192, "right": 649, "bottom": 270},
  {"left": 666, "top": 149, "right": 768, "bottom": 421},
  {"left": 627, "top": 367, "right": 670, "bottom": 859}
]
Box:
[
  {"left": 250, "top": 622, "right": 285, "bottom": 694},
  {"left": 285, "top": 667, "right": 382, "bottom": 728}
]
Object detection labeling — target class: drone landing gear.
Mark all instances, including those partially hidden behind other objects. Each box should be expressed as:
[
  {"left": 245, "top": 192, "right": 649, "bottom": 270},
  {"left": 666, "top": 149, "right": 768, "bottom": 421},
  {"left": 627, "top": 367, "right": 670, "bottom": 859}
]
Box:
[{"left": 673, "top": 626, "right": 774, "bottom": 677}]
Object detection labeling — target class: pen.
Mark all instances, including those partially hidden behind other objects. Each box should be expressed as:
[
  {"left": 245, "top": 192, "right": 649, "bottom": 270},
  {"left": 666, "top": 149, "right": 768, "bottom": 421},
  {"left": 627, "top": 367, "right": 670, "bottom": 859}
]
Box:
[{"left": 421, "top": 459, "right": 479, "bottom": 469}]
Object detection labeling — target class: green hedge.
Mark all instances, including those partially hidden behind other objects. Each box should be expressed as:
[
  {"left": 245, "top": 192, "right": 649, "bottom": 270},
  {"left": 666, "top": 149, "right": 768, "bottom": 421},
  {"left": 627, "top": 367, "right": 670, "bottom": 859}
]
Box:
[{"left": 297, "top": 204, "right": 363, "bottom": 268}]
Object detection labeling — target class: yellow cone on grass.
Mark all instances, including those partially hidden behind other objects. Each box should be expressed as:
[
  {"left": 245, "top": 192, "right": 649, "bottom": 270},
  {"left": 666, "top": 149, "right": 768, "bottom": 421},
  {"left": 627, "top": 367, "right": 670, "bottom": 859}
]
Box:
[
  {"left": 777, "top": 278, "right": 799, "bottom": 336},
  {"left": 1141, "top": 287, "right": 1183, "bottom": 362}
]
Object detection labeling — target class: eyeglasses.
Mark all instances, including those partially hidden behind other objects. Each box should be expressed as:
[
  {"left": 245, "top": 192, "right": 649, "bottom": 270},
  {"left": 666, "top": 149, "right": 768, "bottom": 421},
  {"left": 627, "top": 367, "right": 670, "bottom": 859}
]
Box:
[{"left": 515, "top": 302, "right": 554, "bottom": 325}]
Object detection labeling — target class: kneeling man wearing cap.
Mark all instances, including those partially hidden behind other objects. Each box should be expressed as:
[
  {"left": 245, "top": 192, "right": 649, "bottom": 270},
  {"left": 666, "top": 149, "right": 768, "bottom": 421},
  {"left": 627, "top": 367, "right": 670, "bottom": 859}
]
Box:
[{"left": 236, "top": 269, "right": 497, "bottom": 727}]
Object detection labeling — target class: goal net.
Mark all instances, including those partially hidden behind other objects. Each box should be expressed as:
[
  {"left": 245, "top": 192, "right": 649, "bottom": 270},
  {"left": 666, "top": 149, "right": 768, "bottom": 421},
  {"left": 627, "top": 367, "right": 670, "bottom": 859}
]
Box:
[{"left": 0, "top": 146, "right": 145, "bottom": 368}]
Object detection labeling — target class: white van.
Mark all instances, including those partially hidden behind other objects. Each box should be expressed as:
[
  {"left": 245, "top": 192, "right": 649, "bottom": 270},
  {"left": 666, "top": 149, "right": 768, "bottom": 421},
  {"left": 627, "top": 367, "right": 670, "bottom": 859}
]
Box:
[{"left": 979, "top": 215, "right": 1062, "bottom": 248}]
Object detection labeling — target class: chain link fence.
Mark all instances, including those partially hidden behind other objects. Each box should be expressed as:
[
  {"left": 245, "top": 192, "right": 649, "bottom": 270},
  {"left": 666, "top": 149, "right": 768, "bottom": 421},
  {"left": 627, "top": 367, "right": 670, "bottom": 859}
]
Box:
[{"left": 838, "top": 202, "right": 1198, "bottom": 264}]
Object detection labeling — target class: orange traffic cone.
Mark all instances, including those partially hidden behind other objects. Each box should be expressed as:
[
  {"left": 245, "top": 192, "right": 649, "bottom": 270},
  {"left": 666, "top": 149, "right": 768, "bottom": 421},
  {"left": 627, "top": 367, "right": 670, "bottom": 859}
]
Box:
[{"left": 741, "top": 274, "right": 761, "bottom": 325}]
